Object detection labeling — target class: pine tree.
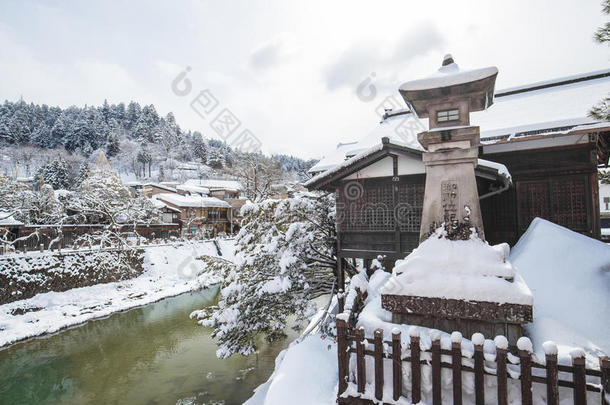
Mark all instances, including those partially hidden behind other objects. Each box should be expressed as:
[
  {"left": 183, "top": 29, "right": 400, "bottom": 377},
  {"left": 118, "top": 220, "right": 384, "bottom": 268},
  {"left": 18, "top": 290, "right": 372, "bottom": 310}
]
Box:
[
  {"left": 193, "top": 194, "right": 338, "bottom": 358},
  {"left": 206, "top": 147, "right": 224, "bottom": 169},
  {"left": 106, "top": 133, "right": 121, "bottom": 157},
  {"left": 591, "top": 0, "right": 610, "bottom": 121}
]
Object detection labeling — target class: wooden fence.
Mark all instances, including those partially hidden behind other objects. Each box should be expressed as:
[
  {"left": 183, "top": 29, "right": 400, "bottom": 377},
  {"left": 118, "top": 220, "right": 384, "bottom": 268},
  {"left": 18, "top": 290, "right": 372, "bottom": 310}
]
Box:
[{"left": 336, "top": 318, "right": 610, "bottom": 405}]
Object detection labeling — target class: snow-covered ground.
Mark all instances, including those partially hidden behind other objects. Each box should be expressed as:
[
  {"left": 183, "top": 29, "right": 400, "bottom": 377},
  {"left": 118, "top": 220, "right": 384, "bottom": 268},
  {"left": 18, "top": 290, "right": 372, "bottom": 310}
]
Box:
[
  {"left": 247, "top": 219, "right": 610, "bottom": 405},
  {"left": 0, "top": 239, "right": 235, "bottom": 348}
]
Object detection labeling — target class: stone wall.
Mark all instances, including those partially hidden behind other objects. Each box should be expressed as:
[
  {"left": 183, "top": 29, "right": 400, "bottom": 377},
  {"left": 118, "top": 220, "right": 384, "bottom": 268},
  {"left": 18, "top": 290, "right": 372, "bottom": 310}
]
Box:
[{"left": 0, "top": 248, "right": 145, "bottom": 305}]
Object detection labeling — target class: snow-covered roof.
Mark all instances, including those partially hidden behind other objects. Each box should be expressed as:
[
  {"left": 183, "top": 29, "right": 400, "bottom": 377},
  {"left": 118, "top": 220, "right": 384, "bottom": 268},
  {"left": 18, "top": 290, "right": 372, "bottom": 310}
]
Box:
[
  {"left": 399, "top": 57, "right": 498, "bottom": 92},
  {"left": 176, "top": 184, "right": 210, "bottom": 195},
  {"left": 473, "top": 69, "right": 610, "bottom": 141},
  {"left": 143, "top": 183, "right": 177, "bottom": 193},
  {"left": 309, "top": 69, "right": 610, "bottom": 176},
  {"left": 154, "top": 193, "right": 230, "bottom": 208},
  {"left": 305, "top": 138, "right": 510, "bottom": 189},
  {"left": 150, "top": 198, "right": 181, "bottom": 212},
  {"left": 184, "top": 178, "right": 242, "bottom": 191},
  {"left": 308, "top": 142, "right": 359, "bottom": 174},
  {"left": 0, "top": 212, "right": 24, "bottom": 226}
]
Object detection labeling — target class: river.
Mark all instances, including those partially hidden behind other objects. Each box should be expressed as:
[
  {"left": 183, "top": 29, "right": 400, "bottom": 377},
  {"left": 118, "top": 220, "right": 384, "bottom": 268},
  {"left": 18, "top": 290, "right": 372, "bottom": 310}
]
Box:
[{"left": 0, "top": 287, "right": 299, "bottom": 405}]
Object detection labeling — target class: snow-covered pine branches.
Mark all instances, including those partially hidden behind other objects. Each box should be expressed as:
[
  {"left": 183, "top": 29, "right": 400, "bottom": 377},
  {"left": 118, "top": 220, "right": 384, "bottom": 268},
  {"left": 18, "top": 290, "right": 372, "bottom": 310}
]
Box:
[{"left": 194, "top": 193, "right": 336, "bottom": 358}]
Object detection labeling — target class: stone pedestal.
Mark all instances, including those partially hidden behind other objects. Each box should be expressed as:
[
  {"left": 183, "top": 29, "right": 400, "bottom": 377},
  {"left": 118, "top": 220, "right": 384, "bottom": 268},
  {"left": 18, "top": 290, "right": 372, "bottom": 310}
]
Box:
[{"left": 418, "top": 125, "right": 484, "bottom": 242}]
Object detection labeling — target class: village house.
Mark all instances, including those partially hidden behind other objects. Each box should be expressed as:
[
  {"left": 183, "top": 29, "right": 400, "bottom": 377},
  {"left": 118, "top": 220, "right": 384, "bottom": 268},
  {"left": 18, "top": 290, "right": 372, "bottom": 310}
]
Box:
[
  {"left": 153, "top": 192, "right": 232, "bottom": 236},
  {"left": 307, "top": 68, "right": 610, "bottom": 259},
  {"left": 183, "top": 178, "right": 246, "bottom": 217}
]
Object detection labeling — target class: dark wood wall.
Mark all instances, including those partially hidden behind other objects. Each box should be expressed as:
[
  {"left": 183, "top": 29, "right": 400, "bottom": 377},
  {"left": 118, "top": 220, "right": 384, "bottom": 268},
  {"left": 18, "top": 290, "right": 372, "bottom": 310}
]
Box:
[
  {"left": 336, "top": 174, "right": 425, "bottom": 260},
  {"left": 481, "top": 143, "right": 599, "bottom": 246}
]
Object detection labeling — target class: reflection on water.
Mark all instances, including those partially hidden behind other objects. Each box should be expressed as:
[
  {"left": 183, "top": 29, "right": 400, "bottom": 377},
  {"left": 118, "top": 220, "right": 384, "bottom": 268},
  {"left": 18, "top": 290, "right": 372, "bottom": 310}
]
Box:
[{"left": 0, "top": 287, "right": 300, "bottom": 405}]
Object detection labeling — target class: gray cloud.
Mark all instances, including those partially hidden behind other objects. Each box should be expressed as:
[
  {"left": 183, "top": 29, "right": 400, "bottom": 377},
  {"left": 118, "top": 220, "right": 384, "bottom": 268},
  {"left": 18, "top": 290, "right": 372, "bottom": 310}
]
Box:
[
  {"left": 325, "top": 23, "right": 446, "bottom": 91},
  {"left": 250, "top": 40, "right": 284, "bottom": 70}
]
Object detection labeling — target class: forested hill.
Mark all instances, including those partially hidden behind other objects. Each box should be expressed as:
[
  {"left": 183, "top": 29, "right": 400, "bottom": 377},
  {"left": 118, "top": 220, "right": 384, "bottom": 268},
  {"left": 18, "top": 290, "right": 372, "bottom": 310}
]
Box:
[
  {"left": 0, "top": 99, "right": 317, "bottom": 181},
  {"left": 0, "top": 99, "right": 203, "bottom": 155}
]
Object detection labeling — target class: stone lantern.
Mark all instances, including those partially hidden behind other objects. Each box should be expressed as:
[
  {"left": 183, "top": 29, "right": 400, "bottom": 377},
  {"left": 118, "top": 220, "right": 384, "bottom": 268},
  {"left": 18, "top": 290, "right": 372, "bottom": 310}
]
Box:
[
  {"left": 380, "top": 56, "right": 533, "bottom": 345},
  {"left": 399, "top": 54, "right": 498, "bottom": 241}
]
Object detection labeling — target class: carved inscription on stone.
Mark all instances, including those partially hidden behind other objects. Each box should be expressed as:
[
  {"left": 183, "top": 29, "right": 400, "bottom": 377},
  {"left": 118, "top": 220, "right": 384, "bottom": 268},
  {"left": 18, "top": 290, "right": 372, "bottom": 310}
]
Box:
[{"left": 441, "top": 180, "right": 459, "bottom": 223}]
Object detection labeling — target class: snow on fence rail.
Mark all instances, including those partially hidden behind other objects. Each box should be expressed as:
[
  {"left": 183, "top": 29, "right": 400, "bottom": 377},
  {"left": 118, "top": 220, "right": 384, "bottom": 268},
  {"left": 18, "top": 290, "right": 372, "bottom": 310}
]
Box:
[{"left": 336, "top": 318, "right": 610, "bottom": 405}]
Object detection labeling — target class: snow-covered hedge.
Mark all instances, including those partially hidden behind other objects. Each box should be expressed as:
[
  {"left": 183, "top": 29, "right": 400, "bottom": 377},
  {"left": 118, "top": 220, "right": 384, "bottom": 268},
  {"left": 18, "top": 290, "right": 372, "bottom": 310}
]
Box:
[{"left": 0, "top": 248, "right": 144, "bottom": 304}]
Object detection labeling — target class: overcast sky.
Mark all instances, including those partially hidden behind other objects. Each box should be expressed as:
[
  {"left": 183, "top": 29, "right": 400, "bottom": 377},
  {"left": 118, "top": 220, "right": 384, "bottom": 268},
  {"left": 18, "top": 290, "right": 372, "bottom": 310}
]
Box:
[{"left": 0, "top": 0, "right": 608, "bottom": 159}]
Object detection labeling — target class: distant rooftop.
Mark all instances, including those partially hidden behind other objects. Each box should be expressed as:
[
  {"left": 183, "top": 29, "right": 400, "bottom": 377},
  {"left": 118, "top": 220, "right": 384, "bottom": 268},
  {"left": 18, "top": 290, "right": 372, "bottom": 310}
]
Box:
[
  {"left": 184, "top": 179, "right": 242, "bottom": 191},
  {"left": 154, "top": 193, "right": 230, "bottom": 208}
]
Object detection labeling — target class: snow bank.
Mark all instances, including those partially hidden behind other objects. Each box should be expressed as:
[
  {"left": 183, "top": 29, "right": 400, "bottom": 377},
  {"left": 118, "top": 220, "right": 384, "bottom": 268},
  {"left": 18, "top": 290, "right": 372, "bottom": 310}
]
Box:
[
  {"left": 0, "top": 239, "right": 234, "bottom": 347},
  {"left": 509, "top": 218, "right": 610, "bottom": 356},
  {"left": 380, "top": 229, "right": 533, "bottom": 305}
]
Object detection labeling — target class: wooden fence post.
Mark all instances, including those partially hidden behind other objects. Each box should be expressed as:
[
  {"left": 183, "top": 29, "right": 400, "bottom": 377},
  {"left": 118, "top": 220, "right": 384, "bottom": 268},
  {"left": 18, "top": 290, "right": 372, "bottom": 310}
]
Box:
[
  {"left": 571, "top": 349, "right": 587, "bottom": 405},
  {"left": 472, "top": 333, "right": 485, "bottom": 405},
  {"left": 494, "top": 339, "right": 508, "bottom": 405},
  {"left": 518, "top": 337, "right": 533, "bottom": 405},
  {"left": 543, "top": 341, "right": 559, "bottom": 405},
  {"left": 451, "top": 332, "right": 463, "bottom": 405},
  {"left": 336, "top": 318, "right": 348, "bottom": 396},
  {"left": 410, "top": 328, "right": 421, "bottom": 404},
  {"left": 600, "top": 356, "right": 610, "bottom": 405},
  {"left": 392, "top": 328, "right": 402, "bottom": 401},
  {"left": 356, "top": 327, "right": 366, "bottom": 394},
  {"left": 431, "top": 331, "right": 442, "bottom": 405},
  {"left": 374, "top": 329, "right": 384, "bottom": 402}
]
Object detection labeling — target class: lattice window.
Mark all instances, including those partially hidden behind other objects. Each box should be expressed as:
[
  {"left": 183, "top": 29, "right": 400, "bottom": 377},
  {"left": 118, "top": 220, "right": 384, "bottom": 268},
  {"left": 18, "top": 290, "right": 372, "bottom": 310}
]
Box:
[
  {"left": 517, "top": 181, "right": 549, "bottom": 231},
  {"left": 551, "top": 177, "right": 588, "bottom": 229},
  {"left": 396, "top": 183, "right": 424, "bottom": 232}
]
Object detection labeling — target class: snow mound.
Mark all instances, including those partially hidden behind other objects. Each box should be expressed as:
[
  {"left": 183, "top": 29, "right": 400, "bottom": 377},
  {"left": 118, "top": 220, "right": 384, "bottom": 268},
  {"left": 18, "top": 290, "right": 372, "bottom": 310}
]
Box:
[
  {"left": 509, "top": 217, "right": 610, "bottom": 355},
  {"left": 380, "top": 230, "right": 533, "bottom": 305}
]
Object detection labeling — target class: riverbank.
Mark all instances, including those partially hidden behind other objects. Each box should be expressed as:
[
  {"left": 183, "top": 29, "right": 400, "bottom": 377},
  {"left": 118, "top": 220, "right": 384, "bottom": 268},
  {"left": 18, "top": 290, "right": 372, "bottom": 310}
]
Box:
[{"left": 0, "top": 239, "right": 235, "bottom": 348}]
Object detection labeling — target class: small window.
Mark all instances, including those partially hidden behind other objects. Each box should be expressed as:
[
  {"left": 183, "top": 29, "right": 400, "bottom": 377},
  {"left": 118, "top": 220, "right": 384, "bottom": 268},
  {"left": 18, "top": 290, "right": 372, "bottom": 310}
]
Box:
[
  {"left": 604, "top": 197, "right": 609, "bottom": 210},
  {"left": 437, "top": 109, "right": 459, "bottom": 123}
]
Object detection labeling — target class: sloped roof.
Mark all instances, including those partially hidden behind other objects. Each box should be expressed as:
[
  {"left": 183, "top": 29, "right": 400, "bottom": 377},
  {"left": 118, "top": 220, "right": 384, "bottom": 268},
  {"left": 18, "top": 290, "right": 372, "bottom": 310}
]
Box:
[
  {"left": 305, "top": 138, "right": 510, "bottom": 191},
  {"left": 154, "top": 193, "right": 230, "bottom": 208},
  {"left": 176, "top": 184, "right": 210, "bottom": 195},
  {"left": 184, "top": 178, "right": 242, "bottom": 191},
  {"left": 309, "top": 69, "right": 610, "bottom": 175}
]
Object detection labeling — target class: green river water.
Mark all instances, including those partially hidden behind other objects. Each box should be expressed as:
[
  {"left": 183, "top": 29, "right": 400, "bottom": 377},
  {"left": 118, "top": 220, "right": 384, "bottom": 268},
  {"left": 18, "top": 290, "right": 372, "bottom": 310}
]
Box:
[{"left": 0, "top": 287, "right": 299, "bottom": 405}]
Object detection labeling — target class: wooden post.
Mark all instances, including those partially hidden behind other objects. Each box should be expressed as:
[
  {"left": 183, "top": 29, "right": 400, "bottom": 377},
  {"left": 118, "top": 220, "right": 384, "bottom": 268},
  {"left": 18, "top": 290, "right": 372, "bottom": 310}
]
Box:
[
  {"left": 392, "top": 329, "right": 402, "bottom": 401},
  {"left": 374, "top": 329, "right": 384, "bottom": 402},
  {"left": 600, "top": 356, "right": 610, "bottom": 405},
  {"left": 544, "top": 342, "right": 559, "bottom": 405},
  {"left": 496, "top": 347, "right": 508, "bottom": 405},
  {"left": 518, "top": 338, "right": 533, "bottom": 405},
  {"left": 356, "top": 327, "right": 366, "bottom": 394},
  {"left": 472, "top": 333, "right": 485, "bottom": 405},
  {"left": 39, "top": 243, "right": 43, "bottom": 252},
  {"left": 571, "top": 350, "right": 587, "bottom": 405},
  {"left": 410, "top": 331, "right": 421, "bottom": 404},
  {"left": 336, "top": 318, "right": 348, "bottom": 396},
  {"left": 337, "top": 255, "right": 345, "bottom": 313},
  {"left": 451, "top": 333, "right": 463, "bottom": 405},
  {"left": 431, "top": 333, "right": 442, "bottom": 405}
]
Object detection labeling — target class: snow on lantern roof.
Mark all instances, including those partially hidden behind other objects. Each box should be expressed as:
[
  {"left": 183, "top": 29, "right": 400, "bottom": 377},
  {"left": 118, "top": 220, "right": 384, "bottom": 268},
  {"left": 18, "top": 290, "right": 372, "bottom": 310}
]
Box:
[
  {"left": 399, "top": 54, "right": 498, "bottom": 93},
  {"left": 154, "top": 193, "right": 230, "bottom": 208}
]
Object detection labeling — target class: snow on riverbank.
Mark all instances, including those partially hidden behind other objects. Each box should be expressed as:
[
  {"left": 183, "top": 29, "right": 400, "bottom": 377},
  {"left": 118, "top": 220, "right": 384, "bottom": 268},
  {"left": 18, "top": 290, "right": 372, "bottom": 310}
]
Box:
[{"left": 0, "top": 239, "right": 234, "bottom": 348}]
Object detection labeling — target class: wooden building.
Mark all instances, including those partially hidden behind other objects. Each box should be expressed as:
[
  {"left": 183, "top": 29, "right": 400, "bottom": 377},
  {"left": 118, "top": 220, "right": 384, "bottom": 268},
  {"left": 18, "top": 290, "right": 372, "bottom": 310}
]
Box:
[
  {"left": 153, "top": 193, "right": 232, "bottom": 235},
  {"left": 307, "top": 69, "right": 610, "bottom": 261}
]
